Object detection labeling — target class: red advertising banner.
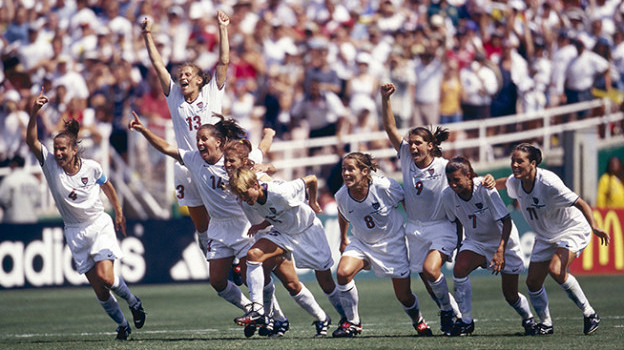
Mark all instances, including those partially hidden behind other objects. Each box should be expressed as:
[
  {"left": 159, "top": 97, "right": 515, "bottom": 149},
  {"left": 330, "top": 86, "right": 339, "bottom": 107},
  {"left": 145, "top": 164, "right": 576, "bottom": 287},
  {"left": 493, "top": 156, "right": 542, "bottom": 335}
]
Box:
[{"left": 570, "top": 208, "right": 624, "bottom": 275}]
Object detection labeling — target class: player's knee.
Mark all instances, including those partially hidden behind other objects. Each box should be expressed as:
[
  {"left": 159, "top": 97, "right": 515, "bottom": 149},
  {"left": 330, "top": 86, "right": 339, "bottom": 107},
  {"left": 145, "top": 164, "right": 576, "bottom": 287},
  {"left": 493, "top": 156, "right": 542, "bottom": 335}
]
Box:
[
  {"left": 246, "top": 247, "right": 266, "bottom": 262},
  {"left": 210, "top": 278, "right": 228, "bottom": 292},
  {"left": 285, "top": 280, "right": 301, "bottom": 295}
]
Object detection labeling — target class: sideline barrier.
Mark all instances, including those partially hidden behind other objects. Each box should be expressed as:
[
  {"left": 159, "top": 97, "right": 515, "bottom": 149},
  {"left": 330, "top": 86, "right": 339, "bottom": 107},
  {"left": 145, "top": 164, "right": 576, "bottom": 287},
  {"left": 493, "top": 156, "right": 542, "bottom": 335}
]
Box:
[{"left": 2, "top": 209, "right": 622, "bottom": 289}]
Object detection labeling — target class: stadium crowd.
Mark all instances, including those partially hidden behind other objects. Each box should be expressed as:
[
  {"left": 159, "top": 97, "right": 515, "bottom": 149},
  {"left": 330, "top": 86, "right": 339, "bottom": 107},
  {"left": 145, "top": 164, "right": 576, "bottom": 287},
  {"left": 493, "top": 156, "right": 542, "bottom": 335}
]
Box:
[{"left": 1, "top": 0, "right": 624, "bottom": 218}]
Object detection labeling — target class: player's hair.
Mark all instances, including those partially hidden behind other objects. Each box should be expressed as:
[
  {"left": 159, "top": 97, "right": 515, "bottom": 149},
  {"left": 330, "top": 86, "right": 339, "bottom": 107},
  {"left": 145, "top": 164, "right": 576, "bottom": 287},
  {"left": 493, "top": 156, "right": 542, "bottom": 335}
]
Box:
[
  {"left": 223, "top": 139, "right": 255, "bottom": 169},
  {"left": 343, "top": 152, "right": 378, "bottom": 183},
  {"left": 177, "top": 62, "right": 211, "bottom": 88},
  {"left": 229, "top": 167, "right": 259, "bottom": 198},
  {"left": 446, "top": 156, "right": 477, "bottom": 179},
  {"left": 513, "top": 143, "right": 543, "bottom": 165},
  {"left": 54, "top": 119, "right": 82, "bottom": 167},
  {"left": 213, "top": 113, "right": 247, "bottom": 142},
  {"left": 408, "top": 126, "right": 449, "bottom": 158},
  {"left": 197, "top": 123, "right": 225, "bottom": 146}
]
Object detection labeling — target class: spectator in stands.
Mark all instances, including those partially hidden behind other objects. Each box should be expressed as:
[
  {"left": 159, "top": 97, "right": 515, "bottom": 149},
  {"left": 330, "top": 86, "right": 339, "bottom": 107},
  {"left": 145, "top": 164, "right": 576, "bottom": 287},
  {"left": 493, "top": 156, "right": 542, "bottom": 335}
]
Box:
[
  {"left": 0, "top": 90, "right": 29, "bottom": 166},
  {"left": 0, "top": 155, "right": 41, "bottom": 223},
  {"left": 459, "top": 52, "right": 498, "bottom": 122},
  {"left": 549, "top": 30, "right": 577, "bottom": 108},
  {"left": 439, "top": 59, "right": 462, "bottom": 124},
  {"left": 597, "top": 156, "right": 624, "bottom": 208},
  {"left": 412, "top": 41, "right": 444, "bottom": 126}
]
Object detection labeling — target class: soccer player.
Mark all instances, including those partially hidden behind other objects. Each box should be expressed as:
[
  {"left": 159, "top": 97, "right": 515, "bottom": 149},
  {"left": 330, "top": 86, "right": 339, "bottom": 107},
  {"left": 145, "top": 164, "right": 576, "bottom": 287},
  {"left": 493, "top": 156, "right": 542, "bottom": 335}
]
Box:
[
  {"left": 26, "top": 90, "right": 146, "bottom": 340},
  {"left": 332, "top": 152, "right": 433, "bottom": 337},
  {"left": 141, "top": 11, "right": 229, "bottom": 256},
  {"left": 228, "top": 168, "right": 345, "bottom": 337},
  {"left": 489, "top": 143, "right": 610, "bottom": 335},
  {"left": 380, "top": 83, "right": 461, "bottom": 333},
  {"left": 441, "top": 156, "right": 536, "bottom": 336}
]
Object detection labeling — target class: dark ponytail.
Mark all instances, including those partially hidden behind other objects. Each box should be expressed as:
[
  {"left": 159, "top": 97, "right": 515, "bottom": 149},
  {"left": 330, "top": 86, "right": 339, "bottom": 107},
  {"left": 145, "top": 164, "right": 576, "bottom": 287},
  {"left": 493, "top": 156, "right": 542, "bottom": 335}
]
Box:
[
  {"left": 513, "top": 143, "right": 542, "bottom": 165},
  {"left": 408, "top": 126, "right": 449, "bottom": 157}
]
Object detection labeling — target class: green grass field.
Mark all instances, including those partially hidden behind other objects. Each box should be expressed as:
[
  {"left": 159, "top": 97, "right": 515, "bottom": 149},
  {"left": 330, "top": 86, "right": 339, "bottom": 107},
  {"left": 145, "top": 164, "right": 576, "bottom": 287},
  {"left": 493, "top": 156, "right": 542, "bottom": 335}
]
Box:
[{"left": 1, "top": 275, "right": 622, "bottom": 350}]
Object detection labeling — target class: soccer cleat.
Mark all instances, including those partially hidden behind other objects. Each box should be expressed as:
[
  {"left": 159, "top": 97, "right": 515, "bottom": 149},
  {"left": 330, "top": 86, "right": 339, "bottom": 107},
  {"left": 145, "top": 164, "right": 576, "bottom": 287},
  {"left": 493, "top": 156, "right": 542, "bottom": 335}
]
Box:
[
  {"left": 312, "top": 316, "right": 331, "bottom": 338},
  {"left": 332, "top": 320, "right": 362, "bottom": 338},
  {"left": 535, "top": 323, "right": 554, "bottom": 335},
  {"left": 413, "top": 317, "right": 433, "bottom": 337},
  {"left": 115, "top": 323, "right": 131, "bottom": 340},
  {"left": 258, "top": 317, "right": 275, "bottom": 336},
  {"left": 129, "top": 297, "right": 146, "bottom": 329},
  {"left": 522, "top": 317, "right": 537, "bottom": 335},
  {"left": 440, "top": 309, "right": 455, "bottom": 333},
  {"left": 447, "top": 319, "right": 474, "bottom": 336},
  {"left": 234, "top": 303, "right": 266, "bottom": 327},
  {"left": 583, "top": 313, "right": 600, "bottom": 335},
  {"left": 243, "top": 324, "right": 256, "bottom": 338},
  {"left": 269, "top": 319, "right": 290, "bottom": 338}
]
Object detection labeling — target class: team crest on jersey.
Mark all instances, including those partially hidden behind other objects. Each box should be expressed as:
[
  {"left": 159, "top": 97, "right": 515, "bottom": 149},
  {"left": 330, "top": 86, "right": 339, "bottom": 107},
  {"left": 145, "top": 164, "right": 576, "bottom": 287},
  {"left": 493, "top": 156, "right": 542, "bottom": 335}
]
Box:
[
  {"left": 475, "top": 203, "right": 483, "bottom": 210},
  {"left": 428, "top": 169, "right": 435, "bottom": 176},
  {"left": 269, "top": 207, "right": 277, "bottom": 214},
  {"left": 372, "top": 202, "right": 380, "bottom": 210},
  {"left": 81, "top": 177, "right": 88, "bottom": 185},
  {"left": 531, "top": 197, "right": 546, "bottom": 208}
]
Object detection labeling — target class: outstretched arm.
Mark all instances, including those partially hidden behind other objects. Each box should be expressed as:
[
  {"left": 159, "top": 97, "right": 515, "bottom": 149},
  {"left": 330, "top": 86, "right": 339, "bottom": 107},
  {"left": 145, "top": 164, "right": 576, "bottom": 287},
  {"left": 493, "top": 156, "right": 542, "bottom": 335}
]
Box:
[
  {"left": 26, "top": 88, "right": 48, "bottom": 164},
  {"left": 100, "top": 181, "right": 127, "bottom": 237},
  {"left": 215, "top": 10, "right": 230, "bottom": 89},
  {"left": 302, "top": 175, "right": 322, "bottom": 213},
  {"left": 380, "top": 83, "right": 403, "bottom": 152},
  {"left": 128, "top": 111, "right": 182, "bottom": 162},
  {"left": 141, "top": 17, "right": 171, "bottom": 95}
]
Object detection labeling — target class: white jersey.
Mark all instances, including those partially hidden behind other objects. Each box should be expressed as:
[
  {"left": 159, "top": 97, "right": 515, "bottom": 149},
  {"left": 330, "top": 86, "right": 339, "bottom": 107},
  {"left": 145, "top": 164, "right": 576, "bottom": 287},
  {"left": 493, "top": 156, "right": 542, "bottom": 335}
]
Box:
[
  {"left": 442, "top": 177, "right": 514, "bottom": 247},
  {"left": 399, "top": 140, "right": 448, "bottom": 223},
  {"left": 241, "top": 179, "right": 315, "bottom": 235},
  {"left": 506, "top": 168, "right": 590, "bottom": 243},
  {"left": 166, "top": 74, "right": 225, "bottom": 151},
  {"left": 335, "top": 176, "right": 405, "bottom": 245},
  {"left": 179, "top": 149, "right": 247, "bottom": 223},
  {"left": 40, "top": 144, "right": 105, "bottom": 225}
]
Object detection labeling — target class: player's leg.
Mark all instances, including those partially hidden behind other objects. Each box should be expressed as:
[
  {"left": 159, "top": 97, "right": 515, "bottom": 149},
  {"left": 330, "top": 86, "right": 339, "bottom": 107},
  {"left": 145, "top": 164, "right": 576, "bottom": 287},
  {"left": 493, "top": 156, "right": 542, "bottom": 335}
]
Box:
[
  {"left": 550, "top": 247, "right": 599, "bottom": 334},
  {"left": 422, "top": 249, "right": 457, "bottom": 332},
  {"left": 209, "top": 256, "right": 252, "bottom": 311},
  {"left": 501, "top": 272, "right": 536, "bottom": 335},
  {"left": 392, "top": 276, "right": 432, "bottom": 336},
  {"left": 526, "top": 260, "right": 553, "bottom": 333},
  {"left": 332, "top": 256, "right": 365, "bottom": 337},
  {"left": 447, "top": 250, "right": 482, "bottom": 336},
  {"left": 315, "top": 269, "right": 346, "bottom": 322}
]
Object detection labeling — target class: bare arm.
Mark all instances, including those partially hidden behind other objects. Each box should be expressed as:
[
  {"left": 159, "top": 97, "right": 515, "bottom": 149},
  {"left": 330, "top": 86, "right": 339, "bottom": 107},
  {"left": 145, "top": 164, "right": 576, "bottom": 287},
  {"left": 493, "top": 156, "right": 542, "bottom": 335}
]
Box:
[
  {"left": 490, "top": 215, "right": 512, "bottom": 274},
  {"left": 574, "top": 197, "right": 610, "bottom": 246},
  {"left": 100, "top": 180, "right": 127, "bottom": 237},
  {"left": 141, "top": 17, "right": 171, "bottom": 95},
  {"left": 302, "top": 175, "right": 322, "bottom": 213},
  {"left": 380, "top": 83, "right": 403, "bottom": 152},
  {"left": 215, "top": 10, "right": 230, "bottom": 89},
  {"left": 128, "top": 111, "right": 182, "bottom": 162},
  {"left": 257, "top": 128, "right": 276, "bottom": 155},
  {"left": 26, "top": 88, "right": 48, "bottom": 164},
  {"left": 337, "top": 211, "right": 350, "bottom": 253}
]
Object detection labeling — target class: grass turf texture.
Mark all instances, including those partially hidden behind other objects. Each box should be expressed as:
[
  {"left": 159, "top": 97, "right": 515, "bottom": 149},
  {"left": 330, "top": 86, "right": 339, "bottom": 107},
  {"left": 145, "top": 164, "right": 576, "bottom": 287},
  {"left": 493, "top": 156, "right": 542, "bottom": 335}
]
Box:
[{"left": 1, "top": 275, "right": 622, "bottom": 350}]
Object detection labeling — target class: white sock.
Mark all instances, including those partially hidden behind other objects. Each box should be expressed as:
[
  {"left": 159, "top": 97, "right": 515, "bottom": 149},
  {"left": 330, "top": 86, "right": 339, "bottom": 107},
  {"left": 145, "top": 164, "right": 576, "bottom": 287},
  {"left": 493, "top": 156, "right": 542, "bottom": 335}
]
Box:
[
  {"left": 509, "top": 293, "right": 533, "bottom": 320},
  {"left": 263, "top": 278, "right": 286, "bottom": 321},
  {"left": 449, "top": 292, "right": 462, "bottom": 319},
  {"left": 561, "top": 274, "right": 595, "bottom": 317},
  {"left": 111, "top": 275, "right": 138, "bottom": 307},
  {"left": 453, "top": 276, "right": 472, "bottom": 323},
  {"left": 529, "top": 287, "right": 552, "bottom": 326},
  {"left": 337, "top": 281, "right": 360, "bottom": 324},
  {"left": 402, "top": 294, "right": 422, "bottom": 324},
  {"left": 245, "top": 261, "right": 265, "bottom": 314},
  {"left": 98, "top": 293, "right": 127, "bottom": 326},
  {"left": 292, "top": 283, "right": 327, "bottom": 321},
  {"left": 326, "top": 286, "right": 346, "bottom": 319},
  {"left": 430, "top": 274, "right": 452, "bottom": 311},
  {"left": 217, "top": 280, "right": 251, "bottom": 311}
]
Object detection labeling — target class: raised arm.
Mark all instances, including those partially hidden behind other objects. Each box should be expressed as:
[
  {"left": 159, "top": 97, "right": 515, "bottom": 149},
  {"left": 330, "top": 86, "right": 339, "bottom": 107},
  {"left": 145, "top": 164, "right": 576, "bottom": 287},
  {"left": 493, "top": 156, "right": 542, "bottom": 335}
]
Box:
[
  {"left": 128, "top": 111, "right": 182, "bottom": 162},
  {"left": 573, "top": 197, "right": 610, "bottom": 246},
  {"left": 100, "top": 180, "right": 127, "bottom": 237},
  {"left": 302, "top": 174, "right": 322, "bottom": 213},
  {"left": 26, "top": 88, "right": 48, "bottom": 164},
  {"left": 214, "top": 10, "right": 230, "bottom": 89},
  {"left": 141, "top": 17, "right": 171, "bottom": 95},
  {"left": 257, "top": 128, "right": 276, "bottom": 155},
  {"left": 380, "top": 83, "right": 403, "bottom": 152}
]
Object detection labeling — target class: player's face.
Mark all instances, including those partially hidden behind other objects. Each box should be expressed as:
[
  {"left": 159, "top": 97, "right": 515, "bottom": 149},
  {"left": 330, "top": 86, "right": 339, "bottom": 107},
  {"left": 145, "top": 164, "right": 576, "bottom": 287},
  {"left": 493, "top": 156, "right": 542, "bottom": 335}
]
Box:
[
  {"left": 341, "top": 158, "right": 368, "bottom": 189},
  {"left": 407, "top": 134, "right": 433, "bottom": 167},
  {"left": 511, "top": 150, "right": 535, "bottom": 180},
  {"left": 447, "top": 169, "right": 472, "bottom": 198},
  {"left": 53, "top": 136, "right": 77, "bottom": 169},
  {"left": 224, "top": 149, "right": 246, "bottom": 176},
  {"left": 177, "top": 66, "right": 201, "bottom": 96},
  {"left": 238, "top": 183, "right": 262, "bottom": 206},
  {"left": 196, "top": 129, "right": 222, "bottom": 163}
]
